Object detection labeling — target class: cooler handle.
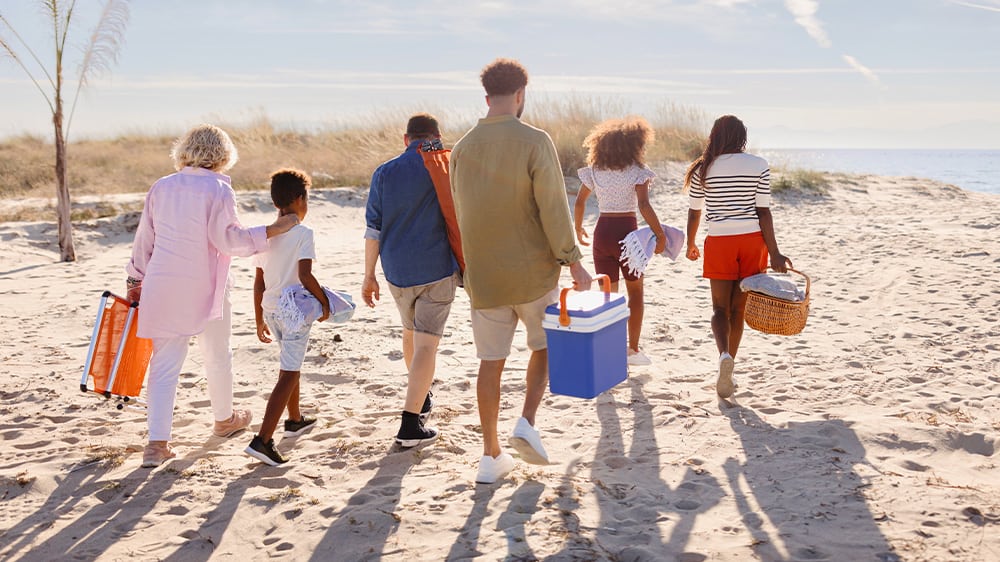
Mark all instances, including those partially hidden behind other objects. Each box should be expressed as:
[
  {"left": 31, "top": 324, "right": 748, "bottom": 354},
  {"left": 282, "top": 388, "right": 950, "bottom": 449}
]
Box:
[{"left": 558, "top": 274, "right": 612, "bottom": 327}]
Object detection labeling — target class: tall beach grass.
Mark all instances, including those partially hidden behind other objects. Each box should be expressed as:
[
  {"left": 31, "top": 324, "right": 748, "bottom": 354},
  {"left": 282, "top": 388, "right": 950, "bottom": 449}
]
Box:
[{"left": 0, "top": 98, "right": 709, "bottom": 221}]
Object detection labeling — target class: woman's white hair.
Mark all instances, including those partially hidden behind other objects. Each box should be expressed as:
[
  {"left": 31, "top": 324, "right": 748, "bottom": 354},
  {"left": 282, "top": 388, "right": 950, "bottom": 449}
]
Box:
[{"left": 170, "top": 124, "right": 239, "bottom": 172}]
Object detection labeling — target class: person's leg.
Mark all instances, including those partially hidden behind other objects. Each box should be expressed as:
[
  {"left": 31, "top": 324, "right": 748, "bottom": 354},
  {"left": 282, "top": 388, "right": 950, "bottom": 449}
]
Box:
[
  {"left": 199, "top": 291, "right": 236, "bottom": 423},
  {"left": 728, "top": 283, "right": 749, "bottom": 359},
  {"left": 259, "top": 370, "right": 300, "bottom": 442},
  {"left": 401, "top": 328, "right": 414, "bottom": 372},
  {"left": 478, "top": 358, "right": 507, "bottom": 457},
  {"left": 592, "top": 216, "right": 621, "bottom": 293},
  {"left": 146, "top": 336, "right": 190, "bottom": 442},
  {"left": 521, "top": 349, "right": 547, "bottom": 426},
  {"left": 710, "top": 279, "right": 737, "bottom": 355},
  {"left": 624, "top": 277, "right": 644, "bottom": 352},
  {"left": 285, "top": 376, "right": 301, "bottom": 422},
  {"left": 470, "top": 304, "right": 517, "bottom": 458},
  {"left": 404, "top": 331, "right": 442, "bottom": 414}
]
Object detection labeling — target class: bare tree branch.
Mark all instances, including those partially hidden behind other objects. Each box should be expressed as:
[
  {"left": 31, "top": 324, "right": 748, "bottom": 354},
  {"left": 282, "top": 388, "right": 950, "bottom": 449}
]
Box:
[{"left": 0, "top": 13, "right": 58, "bottom": 94}]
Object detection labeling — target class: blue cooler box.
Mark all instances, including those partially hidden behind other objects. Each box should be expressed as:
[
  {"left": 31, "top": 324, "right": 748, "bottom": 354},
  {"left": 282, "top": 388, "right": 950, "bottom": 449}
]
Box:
[{"left": 543, "top": 288, "right": 629, "bottom": 399}]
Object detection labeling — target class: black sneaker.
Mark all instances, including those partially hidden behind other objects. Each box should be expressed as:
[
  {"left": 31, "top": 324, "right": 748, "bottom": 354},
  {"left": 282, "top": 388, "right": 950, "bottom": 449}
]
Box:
[
  {"left": 244, "top": 435, "right": 288, "bottom": 466},
  {"left": 396, "top": 414, "right": 439, "bottom": 448},
  {"left": 284, "top": 416, "right": 317, "bottom": 438},
  {"left": 419, "top": 391, "right": 433, "bottom": 424}
]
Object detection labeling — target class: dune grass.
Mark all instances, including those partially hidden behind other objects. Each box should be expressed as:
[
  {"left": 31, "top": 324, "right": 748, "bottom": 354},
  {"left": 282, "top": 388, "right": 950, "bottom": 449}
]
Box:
[
  {"left": 771, "top": 167, "right": 831, "bottom": 194},
  {"left": 1, "top": 96, "right": 706, "bottom": 194}
]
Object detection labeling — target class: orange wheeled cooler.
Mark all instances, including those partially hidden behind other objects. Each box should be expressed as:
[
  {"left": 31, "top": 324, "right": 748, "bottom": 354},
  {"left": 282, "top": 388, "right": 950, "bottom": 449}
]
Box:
[{"left": 80, "top": 291, "right": 153, "bottom": 403}]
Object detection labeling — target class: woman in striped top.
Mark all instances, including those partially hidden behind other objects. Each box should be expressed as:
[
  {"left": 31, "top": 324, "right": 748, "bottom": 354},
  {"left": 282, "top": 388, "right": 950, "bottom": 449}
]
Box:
[{"left": 684, "top": 115, "right": 790, "bottom": 399}]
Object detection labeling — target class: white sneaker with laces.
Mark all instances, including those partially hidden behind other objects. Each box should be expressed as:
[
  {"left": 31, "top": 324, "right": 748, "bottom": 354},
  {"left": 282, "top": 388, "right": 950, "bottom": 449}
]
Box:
[
  {"left": 476, "top": 453, "right": 515, "bottom": 484},
  {"left": 717, "top": 352, "right": 736, "bottom": 398},
  {"left": 627, "top": 349, "right": 652, "bottom": 366},
  {"left": 508, "top": 417, "right": 549, "bottom": 465}
]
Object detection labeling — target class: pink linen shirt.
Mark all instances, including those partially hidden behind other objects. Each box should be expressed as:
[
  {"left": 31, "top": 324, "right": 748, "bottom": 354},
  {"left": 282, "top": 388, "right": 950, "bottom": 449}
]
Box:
[{"left": 126, "top": 167, "right": 267, "bottom": 338}]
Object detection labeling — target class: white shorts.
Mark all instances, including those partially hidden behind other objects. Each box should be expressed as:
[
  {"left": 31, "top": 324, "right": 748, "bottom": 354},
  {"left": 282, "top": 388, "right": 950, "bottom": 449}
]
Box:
[{"left": 264, "top": 311, "right": 312, "bottom": 371}]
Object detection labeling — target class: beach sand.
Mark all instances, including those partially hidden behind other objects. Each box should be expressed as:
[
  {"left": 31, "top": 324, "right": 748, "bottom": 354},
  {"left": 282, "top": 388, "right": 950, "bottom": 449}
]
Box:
[{"left": 1, "top": 167, "right": 998, "bottom": 561}]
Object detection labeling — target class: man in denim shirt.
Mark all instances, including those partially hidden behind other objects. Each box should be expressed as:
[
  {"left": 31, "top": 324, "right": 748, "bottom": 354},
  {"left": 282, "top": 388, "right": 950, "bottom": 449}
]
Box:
[{"left": 363, "top": 113, "right": 460, "bottom": 448}]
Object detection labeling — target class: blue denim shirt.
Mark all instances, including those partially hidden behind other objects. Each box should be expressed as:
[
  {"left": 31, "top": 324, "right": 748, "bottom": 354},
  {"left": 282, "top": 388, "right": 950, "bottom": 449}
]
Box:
[{"left": 365, "top": 141, "right": 458, "bottom": 288}]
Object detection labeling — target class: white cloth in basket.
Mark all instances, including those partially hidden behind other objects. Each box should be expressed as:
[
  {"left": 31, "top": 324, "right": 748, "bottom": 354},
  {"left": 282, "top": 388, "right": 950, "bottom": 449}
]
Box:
[
  {"left": 740, "top": 273, "right": 805, "bottom": 302},
  {"left": 619, "top": 223, "right": 685, "bottom": 278}
]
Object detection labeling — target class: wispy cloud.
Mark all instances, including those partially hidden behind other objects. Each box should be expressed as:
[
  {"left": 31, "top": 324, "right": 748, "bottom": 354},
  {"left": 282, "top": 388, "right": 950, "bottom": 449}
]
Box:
[
  {"left": 783, "top": 0, "right": 831, "bottom": 47},
  {"left": 783, "top": 1, "right": 882, "bottom": 86},
  {"left": 949, "top": 0, "right": 1000, "bottom": 12},
  {"left": 842, "top": 55, "right": 882, "bottom": 88}
]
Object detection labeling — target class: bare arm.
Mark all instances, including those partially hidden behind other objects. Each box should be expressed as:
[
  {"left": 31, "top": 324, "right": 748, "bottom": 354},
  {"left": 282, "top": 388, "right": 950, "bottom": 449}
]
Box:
[
  {"left": 573, "top": 185, "right": 592, "bottom": 247},
  {"left": 253, "top": 268, "right": 271, "bottom": 343},
  {"left": 362, "top": 238, "right": 381, "bottom": 308},
  {"left": 756, "top": 207, "right": 789, "bottom": 272},
  {"left": 635, "top": 180, "right": 666, "bottom": 254},
  {"left": 298, "top": 259, "right": 331, "bottom": 322},
  {"left": 686, "top": 209, "right": 702, "bottom": 261}
]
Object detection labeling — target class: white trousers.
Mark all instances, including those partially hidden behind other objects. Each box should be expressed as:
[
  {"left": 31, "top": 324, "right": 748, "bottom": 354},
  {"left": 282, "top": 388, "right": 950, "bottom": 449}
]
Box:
[{"left": 146, "top": 292, "right": 234, "bottom": 442}]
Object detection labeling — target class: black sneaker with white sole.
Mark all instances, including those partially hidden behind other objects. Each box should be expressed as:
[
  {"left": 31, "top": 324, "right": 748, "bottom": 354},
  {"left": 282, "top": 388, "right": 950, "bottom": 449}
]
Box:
[
  {"left": 245, "top": 435, "right": 289, "bottom": 466},
  {"left": 396, "top": 411, "right": 438, "bottom": 448},
  {"left": 284, "top": 416, "right": 317, "bottom": 438},
  {"left": 419, "top": 391, "right": 433, "bottom": 423}
]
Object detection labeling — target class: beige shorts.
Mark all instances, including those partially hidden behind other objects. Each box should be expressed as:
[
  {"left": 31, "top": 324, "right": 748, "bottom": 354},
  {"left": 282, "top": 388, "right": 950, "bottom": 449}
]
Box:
[
  {"left": 470, "top": 287, "right": 559, "bottom": 360},
  {"left": 387, "top": 272, "right": 459, "bottom": 337}
]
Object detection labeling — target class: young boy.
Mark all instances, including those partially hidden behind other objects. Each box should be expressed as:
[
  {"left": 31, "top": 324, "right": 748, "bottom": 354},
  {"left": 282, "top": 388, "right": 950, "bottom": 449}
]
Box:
[{"left": 245, "top": 168, "right": 330, "bottom": 466}]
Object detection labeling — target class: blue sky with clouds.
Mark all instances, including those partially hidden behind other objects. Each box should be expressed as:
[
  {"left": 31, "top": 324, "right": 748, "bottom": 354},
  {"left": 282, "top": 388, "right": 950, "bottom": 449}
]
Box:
[{"left": 2, "top": 0, "right": 999, "bottom": 148}]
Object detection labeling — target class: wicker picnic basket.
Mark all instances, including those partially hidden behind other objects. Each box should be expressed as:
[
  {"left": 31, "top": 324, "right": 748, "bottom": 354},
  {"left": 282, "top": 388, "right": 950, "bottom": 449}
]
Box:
[{"left": 744, "top": 268, "right": 810, "bottom": 336}]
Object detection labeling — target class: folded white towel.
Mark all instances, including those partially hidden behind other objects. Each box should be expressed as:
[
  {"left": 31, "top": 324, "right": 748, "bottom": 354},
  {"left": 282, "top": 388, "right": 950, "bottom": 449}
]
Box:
[
  {"left": 619, "top": 223, "right": 685, "bottom": 278},
  {"left": 740, "top": 274, "right": 805, "bottom": 302},
  {"left": 276, "top": 285, "right": 356, "bottom": 333}
]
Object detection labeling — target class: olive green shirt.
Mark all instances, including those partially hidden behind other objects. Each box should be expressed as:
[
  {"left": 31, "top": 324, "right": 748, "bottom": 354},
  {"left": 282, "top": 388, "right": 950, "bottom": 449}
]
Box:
[{"left": 450, "top": 115, "right": 583, "bottom": 309}]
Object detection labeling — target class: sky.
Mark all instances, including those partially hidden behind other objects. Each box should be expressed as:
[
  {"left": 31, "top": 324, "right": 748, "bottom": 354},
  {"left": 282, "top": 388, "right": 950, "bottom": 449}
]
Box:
[{"left": 1, "top": 0, "right": 999, "bottom": 149}]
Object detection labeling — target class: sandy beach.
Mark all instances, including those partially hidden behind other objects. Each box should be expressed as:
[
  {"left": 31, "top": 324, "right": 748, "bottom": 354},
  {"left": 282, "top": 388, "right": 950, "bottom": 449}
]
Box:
[{"left": 0, "top": 166, "right": 998, "bottom": 561}]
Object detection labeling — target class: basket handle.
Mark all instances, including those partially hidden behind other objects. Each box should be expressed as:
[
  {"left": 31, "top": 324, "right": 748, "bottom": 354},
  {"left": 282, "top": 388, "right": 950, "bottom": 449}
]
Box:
[
  {"left": 767, "top": 266, "right": 810, "bottom": 298},
  {"left": 558, "top": 274, "right": 612, "bottom": 327}
]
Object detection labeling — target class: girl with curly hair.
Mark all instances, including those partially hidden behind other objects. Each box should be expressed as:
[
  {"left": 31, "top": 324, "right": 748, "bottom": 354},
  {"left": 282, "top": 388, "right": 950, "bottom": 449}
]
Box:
[{"left": 573, "top": 117, "right": 667, "bottom": 366}]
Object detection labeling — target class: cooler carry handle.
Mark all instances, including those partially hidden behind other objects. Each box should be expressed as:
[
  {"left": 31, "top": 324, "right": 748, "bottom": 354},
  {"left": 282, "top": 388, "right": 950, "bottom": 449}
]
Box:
[{"left": 558, "top": 274, "right": 612, "bottom": 327}]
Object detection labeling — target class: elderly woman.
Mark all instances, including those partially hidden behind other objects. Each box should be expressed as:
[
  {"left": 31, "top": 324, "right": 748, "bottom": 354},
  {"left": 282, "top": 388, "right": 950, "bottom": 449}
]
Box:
[{"left": 126, "top": 124, "right": 298, "bottom": 468}]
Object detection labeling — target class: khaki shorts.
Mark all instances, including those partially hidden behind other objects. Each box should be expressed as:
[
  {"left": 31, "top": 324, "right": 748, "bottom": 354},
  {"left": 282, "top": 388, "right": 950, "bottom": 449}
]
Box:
[
  {"left": 387, "top": 272, "right": 459, "bottom": 337},
  {"left": 470, "top": 287, "right": 559, "bottom": 360}
]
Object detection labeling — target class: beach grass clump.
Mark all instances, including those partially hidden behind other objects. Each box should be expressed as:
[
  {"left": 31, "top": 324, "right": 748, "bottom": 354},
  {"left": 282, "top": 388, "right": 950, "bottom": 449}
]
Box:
[{"left": 772, "top": 167, "right": 830, "bottom": 194}]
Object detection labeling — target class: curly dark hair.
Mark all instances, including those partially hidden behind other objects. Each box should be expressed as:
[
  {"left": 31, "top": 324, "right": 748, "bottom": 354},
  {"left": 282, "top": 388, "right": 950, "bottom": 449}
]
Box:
[
  {"left": 270, "top": 168, "right": 311, "bottom": 209},
  {"left": 583, "top": 117, "right": 655, "bottom": 170},
  {"left": 480, "top": 58, "right": 529, "bottom": 96}
]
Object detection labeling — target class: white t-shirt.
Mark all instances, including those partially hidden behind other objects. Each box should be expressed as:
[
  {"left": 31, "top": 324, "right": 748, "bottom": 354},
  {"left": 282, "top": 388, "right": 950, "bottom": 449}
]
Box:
[{"left": 252, "top": 224, "right": 316, "bottom": 313}]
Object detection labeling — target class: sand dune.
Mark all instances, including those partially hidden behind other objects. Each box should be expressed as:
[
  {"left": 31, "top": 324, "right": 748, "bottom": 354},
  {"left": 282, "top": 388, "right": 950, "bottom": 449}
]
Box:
[{"left": 1, "top": 168, "right": 998, "bottom": 561}]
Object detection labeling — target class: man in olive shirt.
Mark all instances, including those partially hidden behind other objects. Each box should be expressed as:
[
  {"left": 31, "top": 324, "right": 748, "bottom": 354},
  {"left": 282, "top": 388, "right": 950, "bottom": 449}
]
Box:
[{"left": 450, "top": 58, "right": 593, "bottom": 484}]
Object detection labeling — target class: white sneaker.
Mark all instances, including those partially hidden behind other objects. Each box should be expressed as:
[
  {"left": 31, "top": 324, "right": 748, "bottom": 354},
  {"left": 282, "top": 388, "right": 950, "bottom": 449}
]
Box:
[
  {"left": 475, "top": 453, "right": 515, "bottom": 484},
  {"left": 508, "top": 417, "right": 549, "bottom": 465},
  {"left": 627, "top": 349, "right": 652, "bottom": 366},
  {"left": 717, "top": 352, "right": 736, "bottom": 398}
]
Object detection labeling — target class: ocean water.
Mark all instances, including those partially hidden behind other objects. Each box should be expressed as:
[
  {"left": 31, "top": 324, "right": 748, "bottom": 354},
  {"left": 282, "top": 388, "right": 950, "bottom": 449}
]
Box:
[{"left": 758, "top": 149, "right": 1000, "bottom": 195}]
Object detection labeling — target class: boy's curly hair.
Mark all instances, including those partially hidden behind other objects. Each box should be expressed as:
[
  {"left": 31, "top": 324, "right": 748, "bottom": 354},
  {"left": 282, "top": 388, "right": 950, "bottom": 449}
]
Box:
[
  {"left": 480, "top": 58, "right": 529, "bottom": 96},
  {"left": 270, "top": 168, "right": 311, "bottom": 209},
  {"left": 583, "top": 117, "right": 655, "bottom": 170}
]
